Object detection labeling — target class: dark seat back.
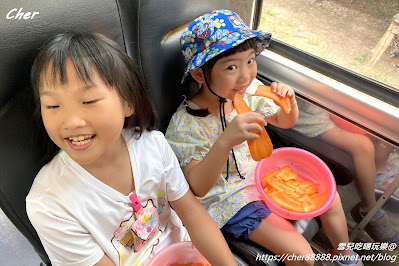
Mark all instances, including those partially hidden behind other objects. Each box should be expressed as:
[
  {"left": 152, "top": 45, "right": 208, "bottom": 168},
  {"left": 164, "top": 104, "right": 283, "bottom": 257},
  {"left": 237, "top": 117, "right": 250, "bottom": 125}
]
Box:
[{"left": 134, "top": 0, "right": 230, "bottom": 132}]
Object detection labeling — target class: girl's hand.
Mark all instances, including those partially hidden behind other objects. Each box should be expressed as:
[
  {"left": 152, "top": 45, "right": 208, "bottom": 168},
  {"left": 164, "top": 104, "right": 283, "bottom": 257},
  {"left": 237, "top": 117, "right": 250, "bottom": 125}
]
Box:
[
  {"left": 268, "top": 82, "right": 299, "bottom": 128},
  {"left": 271, "top": 82, "right": 297, "bottom": 105},
  {"left": 221, "top": 112, "right": 267, "bottom": 148}
]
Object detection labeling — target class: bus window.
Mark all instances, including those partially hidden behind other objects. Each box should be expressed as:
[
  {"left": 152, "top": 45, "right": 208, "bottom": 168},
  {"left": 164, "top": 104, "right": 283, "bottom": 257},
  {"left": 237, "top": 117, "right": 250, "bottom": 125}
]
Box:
[{"left": 259, "top": 0, "right": 399, "bottom": 91}]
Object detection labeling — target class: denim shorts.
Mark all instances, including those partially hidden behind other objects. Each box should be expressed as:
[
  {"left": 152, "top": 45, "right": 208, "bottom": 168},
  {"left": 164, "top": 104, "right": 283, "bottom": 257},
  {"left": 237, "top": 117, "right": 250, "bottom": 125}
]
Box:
[{"left": 221, "top": 200, "right": 271, "bottom": 240}]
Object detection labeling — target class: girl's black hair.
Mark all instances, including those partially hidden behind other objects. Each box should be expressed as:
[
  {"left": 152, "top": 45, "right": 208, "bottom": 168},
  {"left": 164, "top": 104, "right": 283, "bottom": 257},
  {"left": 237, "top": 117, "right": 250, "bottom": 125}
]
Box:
[
  {"left": 183, "top": 38, "right": 256, "bottom": 117},
  {"left": 31, "top": 32, "right": 159, "bottom": 165}
]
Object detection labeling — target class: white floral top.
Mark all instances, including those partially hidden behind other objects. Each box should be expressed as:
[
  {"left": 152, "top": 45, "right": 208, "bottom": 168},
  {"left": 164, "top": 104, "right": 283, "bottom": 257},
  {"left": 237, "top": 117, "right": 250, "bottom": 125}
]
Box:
[{"left": 165, "top": 79, "right": 279, "bottom": 227}]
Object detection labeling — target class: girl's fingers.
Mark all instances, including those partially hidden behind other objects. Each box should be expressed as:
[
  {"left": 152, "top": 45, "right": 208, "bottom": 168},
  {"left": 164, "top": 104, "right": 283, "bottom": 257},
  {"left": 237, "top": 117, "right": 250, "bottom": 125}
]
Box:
[
  {"left": 241, "top": 112, "right": 267, "bottom": 126},
  {"left": 271, "top": 82, "right": 278, "bottom": 92},
  {"left": 270, "top": 82, "right": 295, "bottom": 97},
  {"left": 238, "top": 113, "right": 267, "bottom": 135},
  {"left": 246, "top": 122, "right": 264, "bottom": 136},
  {"left": 278, "top": 86, "right": 290, "bottom": 97},
  {"left": 247, "top": 131, "right": 262, "bottom": 140}
]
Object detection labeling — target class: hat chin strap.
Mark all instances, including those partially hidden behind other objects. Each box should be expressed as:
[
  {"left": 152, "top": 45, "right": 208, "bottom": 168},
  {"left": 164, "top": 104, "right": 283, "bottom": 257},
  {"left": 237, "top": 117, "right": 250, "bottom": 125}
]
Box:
[
  {"left": 203, "top": 72, "right": 244, "bottom": 181},
  {"left": 203, "top": 73, "right": 227, "bottom": 103}
]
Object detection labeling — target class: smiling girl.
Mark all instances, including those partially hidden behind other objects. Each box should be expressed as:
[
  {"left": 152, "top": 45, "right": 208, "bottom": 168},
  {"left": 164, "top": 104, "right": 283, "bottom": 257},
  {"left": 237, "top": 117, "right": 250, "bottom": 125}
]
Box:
[
  {"left": 166, "top": 9, "right": 363, "bottom": 266},
  {"left": 26, "top": 32, "right": 236, "bottom": 266}
]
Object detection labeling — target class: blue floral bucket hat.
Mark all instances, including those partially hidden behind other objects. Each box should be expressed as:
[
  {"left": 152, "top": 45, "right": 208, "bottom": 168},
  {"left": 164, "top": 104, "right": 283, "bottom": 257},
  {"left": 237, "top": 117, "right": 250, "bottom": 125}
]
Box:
[{"left": 181, "top": 9, "right": 272, "bottom": 82}]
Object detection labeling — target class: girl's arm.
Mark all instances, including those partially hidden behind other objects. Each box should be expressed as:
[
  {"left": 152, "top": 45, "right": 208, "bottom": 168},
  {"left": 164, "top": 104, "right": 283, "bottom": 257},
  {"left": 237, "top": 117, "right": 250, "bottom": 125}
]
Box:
[
  {"left": 265, "top": 82, "right": 299, "bottom": 129},
  {"left": 170, "top": 189, "right": 237, "bottom": 266},
  {"left": 183, "top": 112, "right": 266, "bottom": 197}
]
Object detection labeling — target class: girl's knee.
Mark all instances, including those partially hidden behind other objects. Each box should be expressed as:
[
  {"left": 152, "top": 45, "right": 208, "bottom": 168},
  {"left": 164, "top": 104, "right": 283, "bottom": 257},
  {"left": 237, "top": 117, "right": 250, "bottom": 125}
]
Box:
[
  {"left": 323, "top": 192, "right": 344, "bottom": 216},
  {"left": 327, "top": 191, "right": 342, "bottom": 208},
  {"left": 332, "top": 191, "right": 341, "bottom": 204},
  {"left": 353, "top": 135, "right": 375, "bottom": 155}
]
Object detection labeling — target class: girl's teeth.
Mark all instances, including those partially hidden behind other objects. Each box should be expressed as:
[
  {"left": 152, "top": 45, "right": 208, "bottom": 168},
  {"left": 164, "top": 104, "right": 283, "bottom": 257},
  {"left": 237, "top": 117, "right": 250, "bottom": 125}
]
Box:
[
  {"left": 69, "top": 135, "right": 93, "bottom": 145},
  {"left": 71, "top": 139, "right": 91, "bottom": 146}
]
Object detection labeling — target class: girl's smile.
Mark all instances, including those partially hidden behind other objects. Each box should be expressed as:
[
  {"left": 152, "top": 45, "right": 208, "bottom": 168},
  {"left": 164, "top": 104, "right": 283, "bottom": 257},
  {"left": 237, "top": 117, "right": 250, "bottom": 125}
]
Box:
[{"left": 66, "top": 134, "right": 96, "bottom": 150}]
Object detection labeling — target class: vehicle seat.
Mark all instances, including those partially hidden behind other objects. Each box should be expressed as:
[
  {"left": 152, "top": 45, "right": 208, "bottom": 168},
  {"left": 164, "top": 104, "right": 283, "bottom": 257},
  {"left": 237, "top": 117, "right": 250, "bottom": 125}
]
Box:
[{"left": 0, "top": 1, "right": 319, "bottom": 265}]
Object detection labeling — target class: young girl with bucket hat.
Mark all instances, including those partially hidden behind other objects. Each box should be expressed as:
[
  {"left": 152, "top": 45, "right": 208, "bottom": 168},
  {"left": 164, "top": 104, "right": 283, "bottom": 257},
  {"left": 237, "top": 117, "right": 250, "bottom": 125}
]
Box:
[{"left": 166, "top": 9, "right": 364, "bottom": 266}]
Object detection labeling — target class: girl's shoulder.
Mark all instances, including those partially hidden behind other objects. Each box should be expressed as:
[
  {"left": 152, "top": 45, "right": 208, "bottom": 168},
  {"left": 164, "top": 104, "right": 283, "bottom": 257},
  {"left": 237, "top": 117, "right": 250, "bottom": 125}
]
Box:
[
  {"left": 26, "top": 151, "right": 70, "bottom": 200},
  {"left": 123, "top": 129, "right": 167, "bottom": 148},
  {"left": 34, "top": 151, "right": 67, "bottom": 178},
  {"left": 168, "top": 102, "right": 202, "bottom": 129},
  {"left": 171, "top": 102, "right": 190, "bottom": 117},
  {"left": 136, "top": 129, "right": 164, "bottom": 140}
]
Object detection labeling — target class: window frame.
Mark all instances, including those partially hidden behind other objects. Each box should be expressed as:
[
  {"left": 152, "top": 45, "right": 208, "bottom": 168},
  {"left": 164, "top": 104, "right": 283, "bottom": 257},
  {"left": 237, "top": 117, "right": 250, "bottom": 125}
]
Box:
[{"left": 255, "top": 39, "right": 399, "bottom": 146}]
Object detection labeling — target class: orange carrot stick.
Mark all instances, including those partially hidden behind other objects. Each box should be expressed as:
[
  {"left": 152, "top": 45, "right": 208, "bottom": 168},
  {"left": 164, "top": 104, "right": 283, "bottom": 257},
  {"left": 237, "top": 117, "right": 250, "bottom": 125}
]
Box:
[
  {"left": 233, "top": 93, "right": 273, "bottom": 161},
  {"left": 261, "top": 170, "right": 277, "bottom": 187},
  {"left": 268, "top": 191, "right": 304, "bottom": 212},
  {"left": 261, "top": 166, "right": 327, "bottom": 212},
  {"left": 251, "top": 85, "right": 292, "bottom": 114},
  {"left": 275, "top": 165, "right": 298, "bottom": 181}
]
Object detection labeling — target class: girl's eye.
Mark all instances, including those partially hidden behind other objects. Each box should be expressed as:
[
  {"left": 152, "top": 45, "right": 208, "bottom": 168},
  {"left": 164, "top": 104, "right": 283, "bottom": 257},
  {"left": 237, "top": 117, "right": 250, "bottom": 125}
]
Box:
[
  {"left": 46, "top": 105, "right": 59, "bottom": 109},
  {"left": 227, "top": 65, "right": 237, "bottom": 70},
  {"left": 248, "top": 58, "right": 255, "bottom": 64},
  {"left": 83, "top": 100, "right": 97, "bottom": 104}
]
